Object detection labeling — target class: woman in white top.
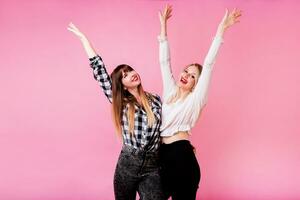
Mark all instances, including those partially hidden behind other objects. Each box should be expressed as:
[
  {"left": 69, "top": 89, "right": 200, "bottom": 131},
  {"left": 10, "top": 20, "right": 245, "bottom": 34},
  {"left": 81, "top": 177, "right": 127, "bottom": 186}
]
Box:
[{"left": 158, "top": 5, "right": 241, "bottom": 199}]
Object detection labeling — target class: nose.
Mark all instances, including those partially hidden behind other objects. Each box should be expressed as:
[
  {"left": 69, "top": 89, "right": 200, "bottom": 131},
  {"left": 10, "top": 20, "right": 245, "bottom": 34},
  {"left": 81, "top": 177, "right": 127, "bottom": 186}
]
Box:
[
  {"left": 131, "top": 72, "right": 137, "bottom": 77},
  {"left": 183, "top": 73, "right": 190, "bottom": 79}
]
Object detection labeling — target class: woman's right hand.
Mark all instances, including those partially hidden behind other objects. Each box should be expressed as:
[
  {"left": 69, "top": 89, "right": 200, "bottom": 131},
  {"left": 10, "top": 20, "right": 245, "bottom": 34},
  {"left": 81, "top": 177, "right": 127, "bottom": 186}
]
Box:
[
  {"left": 67, "top": 22, "right": 88, "bottom": 41},
  {"left": 67, "top": 22, "right": 97, "bottom": 58}
]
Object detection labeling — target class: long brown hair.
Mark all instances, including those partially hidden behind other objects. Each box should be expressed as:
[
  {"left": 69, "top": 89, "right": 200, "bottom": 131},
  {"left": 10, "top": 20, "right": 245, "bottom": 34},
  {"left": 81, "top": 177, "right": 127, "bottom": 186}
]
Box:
[
  {"left": 167, "top": 63, "right": 203, "bottom": 104},
  {"left": 110, "top": 64, "right": 155, "bottom": 136}
]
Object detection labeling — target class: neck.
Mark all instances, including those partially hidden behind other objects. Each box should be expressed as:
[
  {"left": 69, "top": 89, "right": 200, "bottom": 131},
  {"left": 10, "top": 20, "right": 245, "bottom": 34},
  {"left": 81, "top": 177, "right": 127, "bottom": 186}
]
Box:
[
  {"left": 178, "top": 87, "right": 191, "bottom": 99},
  {"left": 128, "top": 87, "right": 141, "bottom": 104}
]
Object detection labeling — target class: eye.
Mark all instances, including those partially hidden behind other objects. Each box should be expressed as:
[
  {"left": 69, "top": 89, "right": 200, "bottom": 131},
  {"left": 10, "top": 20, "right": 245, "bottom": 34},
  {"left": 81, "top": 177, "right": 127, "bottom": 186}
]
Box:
[
  {"left": 191, "top": 75, "right": 195, "bottom": 79},
  {"left": 184, "top": 69, "right": 188, "bottom": 73}
]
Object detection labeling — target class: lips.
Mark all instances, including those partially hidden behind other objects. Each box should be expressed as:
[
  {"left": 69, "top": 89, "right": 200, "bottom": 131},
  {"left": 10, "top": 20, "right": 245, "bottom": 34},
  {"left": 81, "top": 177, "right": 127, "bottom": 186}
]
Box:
[
  {"left": 180, "top": 77, "right": 187, "bottom": 84},
  {"left": 131, "top": 75, "right": 139, "bottom": 82}
]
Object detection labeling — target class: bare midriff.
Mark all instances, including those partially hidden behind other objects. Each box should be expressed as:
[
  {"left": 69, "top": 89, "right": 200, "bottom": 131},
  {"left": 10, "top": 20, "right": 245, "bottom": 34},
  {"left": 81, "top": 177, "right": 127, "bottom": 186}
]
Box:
[{"left": 161, "top": 131, "right": 190, "bottom": 144}]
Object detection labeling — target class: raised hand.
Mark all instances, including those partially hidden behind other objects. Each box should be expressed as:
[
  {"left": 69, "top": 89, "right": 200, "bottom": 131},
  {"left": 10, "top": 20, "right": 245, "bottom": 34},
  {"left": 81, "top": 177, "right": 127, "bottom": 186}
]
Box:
[
  {"left": 219, "top": 8, "right": 242, "bottom": 31},
  {"left": 67, "top": 22, "right": 97, "bottom": 58},
  {"left": 67, "top": 22, "right": 87, "bottom": 41},
  {"left": 159, "top": 5, "right": 172, "bottom": 26},
  {"left": 159, "top": 5, "right": 172, "bottom": 38}
]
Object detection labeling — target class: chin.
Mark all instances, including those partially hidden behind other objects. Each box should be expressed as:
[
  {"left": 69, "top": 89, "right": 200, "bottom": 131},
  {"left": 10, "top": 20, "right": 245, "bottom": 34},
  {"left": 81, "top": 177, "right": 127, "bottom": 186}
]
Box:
[
  {"left": 177, "top": 82, "right": 183, "bottom": 87},
  {"left": 177, "top": 82, "right": 187, "bottom": 88},
  {"left": 179, "top": 84, "right": 191, "bottom": 91}
]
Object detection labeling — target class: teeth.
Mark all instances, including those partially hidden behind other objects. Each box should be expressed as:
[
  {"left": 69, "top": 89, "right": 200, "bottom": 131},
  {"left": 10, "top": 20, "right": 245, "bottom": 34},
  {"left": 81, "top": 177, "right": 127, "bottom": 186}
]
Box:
[{"left": 132, "top": 76, "right": 138, "bottom": 81}]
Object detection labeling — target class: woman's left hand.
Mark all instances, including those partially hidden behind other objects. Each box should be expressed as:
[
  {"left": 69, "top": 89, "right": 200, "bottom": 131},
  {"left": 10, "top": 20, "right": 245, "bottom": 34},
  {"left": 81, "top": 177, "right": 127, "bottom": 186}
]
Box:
[
  {"left": 159, "top": 5, "right": 172, "bottom": 26},
  {"left": 220, "top": 8, "right": 242, "bottom": 31}
]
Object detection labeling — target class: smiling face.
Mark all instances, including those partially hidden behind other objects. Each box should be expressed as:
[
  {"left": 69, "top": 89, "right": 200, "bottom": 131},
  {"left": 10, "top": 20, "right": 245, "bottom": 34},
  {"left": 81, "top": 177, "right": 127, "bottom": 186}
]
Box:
[
  {"left": 111, "top": 64, "right": 141, "bottom": 97},
  {"left": 177, "top": 64, "right": 202, "bottom": 92},
  {"left": 121, "top": 67, "right": 141, "bottom": 90}
]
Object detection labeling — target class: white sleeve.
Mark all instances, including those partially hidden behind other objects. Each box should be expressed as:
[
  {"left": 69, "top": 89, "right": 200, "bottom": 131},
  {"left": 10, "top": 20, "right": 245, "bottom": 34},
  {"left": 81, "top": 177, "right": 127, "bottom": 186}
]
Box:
[
  {"left": 158, "top": 36, "right": 177, "bottom": 100},
  {"left": 192, "top": 35, "right": 224, "bottom": 108}
]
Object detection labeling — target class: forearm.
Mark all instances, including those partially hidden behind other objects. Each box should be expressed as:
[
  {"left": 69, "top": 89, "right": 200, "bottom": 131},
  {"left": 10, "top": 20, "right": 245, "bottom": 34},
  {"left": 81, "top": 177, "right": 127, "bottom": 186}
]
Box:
[
  {"left": 158, "top": 36, "right": 177, "bottom": 100},
  {"left": 89, "top": 55, "right": 113, "bottom": 103},
  {"left": 216, "top": 23, "right": 226, "bottom": 38},
  {"left": 80, "top": 37, "right": 97, "bottom": 58},
  {"left": 160, "top": 22, "right": 167, "bottom": 40}
]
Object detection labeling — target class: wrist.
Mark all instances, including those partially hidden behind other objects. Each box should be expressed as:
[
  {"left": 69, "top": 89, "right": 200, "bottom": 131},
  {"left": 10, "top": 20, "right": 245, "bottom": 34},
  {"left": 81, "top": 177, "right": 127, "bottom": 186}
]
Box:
[
  {"left": 217, "top": 24, "right": 225, "bottom": 34},
  {"left": 160, "top": 21, "right": 167, "bottom": 27},
  {"left": 80, "top": 37, "right": 89, "bottom": 43}
]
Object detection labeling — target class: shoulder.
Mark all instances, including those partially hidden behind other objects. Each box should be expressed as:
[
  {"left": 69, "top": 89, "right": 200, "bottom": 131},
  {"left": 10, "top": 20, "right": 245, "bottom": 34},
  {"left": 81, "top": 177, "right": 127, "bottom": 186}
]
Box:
[{"left": 146, "top": 92, "right": 162, "bottom": 104}]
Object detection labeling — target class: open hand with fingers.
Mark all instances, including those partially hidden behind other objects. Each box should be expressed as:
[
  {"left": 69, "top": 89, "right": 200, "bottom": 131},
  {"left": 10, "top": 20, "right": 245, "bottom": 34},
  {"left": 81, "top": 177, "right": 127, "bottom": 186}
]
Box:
[
  {"left": 219, "top": 8, "right": 242, "bottom": 32},
  {"left": 159, "top": 5, "right": 172, "bottom": 26},
  {"left": 67, "top": 22, "right": 96, "bottom": 58},
  {"left": 159, "top": 5, "right": 173, "bottom": 39},
  {"left": 67, "top": 22, "right": 87, "bottom": 41}
]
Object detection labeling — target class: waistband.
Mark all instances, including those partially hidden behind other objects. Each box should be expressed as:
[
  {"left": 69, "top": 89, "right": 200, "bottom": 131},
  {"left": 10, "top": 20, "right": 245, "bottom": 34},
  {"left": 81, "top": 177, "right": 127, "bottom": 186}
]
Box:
[
  {"left": 161, "top": 139, "right": 191, "bottom": 146},
  {"left": 160, "top": 140, "right": 195, "bottom": 151},
  {"left": 121, "top": 145, "right": 159, "bottom": 157}
]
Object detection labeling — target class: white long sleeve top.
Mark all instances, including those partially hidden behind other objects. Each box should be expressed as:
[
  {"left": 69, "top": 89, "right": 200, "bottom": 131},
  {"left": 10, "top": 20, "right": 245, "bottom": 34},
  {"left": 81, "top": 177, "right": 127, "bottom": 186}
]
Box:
[{"left": 158, "top": 35, "right": 223, "bottom": 137}]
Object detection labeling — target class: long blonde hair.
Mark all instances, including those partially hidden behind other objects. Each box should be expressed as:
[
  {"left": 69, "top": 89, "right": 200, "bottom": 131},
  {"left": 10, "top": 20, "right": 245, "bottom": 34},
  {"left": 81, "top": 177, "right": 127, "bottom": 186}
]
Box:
[{"left": 110, "top": 64, "right": 155, "bottom": 136}]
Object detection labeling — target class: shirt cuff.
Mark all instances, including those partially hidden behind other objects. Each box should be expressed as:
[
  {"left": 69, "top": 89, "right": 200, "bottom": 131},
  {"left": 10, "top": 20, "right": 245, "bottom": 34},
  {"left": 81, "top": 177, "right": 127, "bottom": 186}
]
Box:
[
  {"left": 89, "top": 55, "right": 101, "bottom": 62},
  {"left": 157, "top": 35, "right": 168, "bottom": 42},
  {"left": 213, "top": 35, "right": 224, "bottom": 43}
]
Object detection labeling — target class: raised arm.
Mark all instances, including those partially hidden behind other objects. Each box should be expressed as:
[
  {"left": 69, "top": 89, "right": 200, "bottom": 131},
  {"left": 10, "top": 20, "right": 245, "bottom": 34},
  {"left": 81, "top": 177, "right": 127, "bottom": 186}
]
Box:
[
  {"left": 193, "top": 9, "right": 242, "bottom": 107},
  {"left": 158, "top": 5, "right": 177, "bottom": 100},
  {"left": 68, "top": 23, "right": 112, "bottom": 103}
]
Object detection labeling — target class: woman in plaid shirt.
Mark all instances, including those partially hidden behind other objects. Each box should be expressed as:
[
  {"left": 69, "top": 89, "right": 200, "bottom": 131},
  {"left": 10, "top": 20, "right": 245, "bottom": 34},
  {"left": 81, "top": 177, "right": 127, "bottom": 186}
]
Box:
[{"left": 68, "top": 23, "right": 164, "bottom": 200}]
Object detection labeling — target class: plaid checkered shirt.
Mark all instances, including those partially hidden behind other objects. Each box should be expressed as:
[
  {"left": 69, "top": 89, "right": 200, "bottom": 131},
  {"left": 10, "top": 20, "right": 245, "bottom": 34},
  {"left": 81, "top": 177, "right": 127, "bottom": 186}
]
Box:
[{"left": 89, "top": 55, "right": 162, "bottom": 152}]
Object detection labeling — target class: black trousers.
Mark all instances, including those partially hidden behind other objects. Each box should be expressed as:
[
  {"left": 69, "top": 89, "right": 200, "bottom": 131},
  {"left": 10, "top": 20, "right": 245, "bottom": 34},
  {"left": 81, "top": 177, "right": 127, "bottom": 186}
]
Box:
[
  {"left": 114, "top": 145, "right": 164, "bottom": 200},
  {"left": 160, "top": 140, "right": 201, "bottom": 200}
]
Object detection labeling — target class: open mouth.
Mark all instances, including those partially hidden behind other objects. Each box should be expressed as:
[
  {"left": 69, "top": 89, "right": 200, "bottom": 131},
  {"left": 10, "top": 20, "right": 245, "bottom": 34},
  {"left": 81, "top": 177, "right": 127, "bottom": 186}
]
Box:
[
  {"left": 131, "top": 75, "right": 139, "bottom": 82},
  {"left": 180, "top": 77, "right": 187, "bottom": 84}
]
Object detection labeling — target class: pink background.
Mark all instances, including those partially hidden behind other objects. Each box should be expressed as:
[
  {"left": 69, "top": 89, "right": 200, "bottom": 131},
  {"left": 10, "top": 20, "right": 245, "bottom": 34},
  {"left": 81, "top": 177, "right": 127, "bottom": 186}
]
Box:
[{"left": 1, "top": 0, "right": 300, "bottom": 199}]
